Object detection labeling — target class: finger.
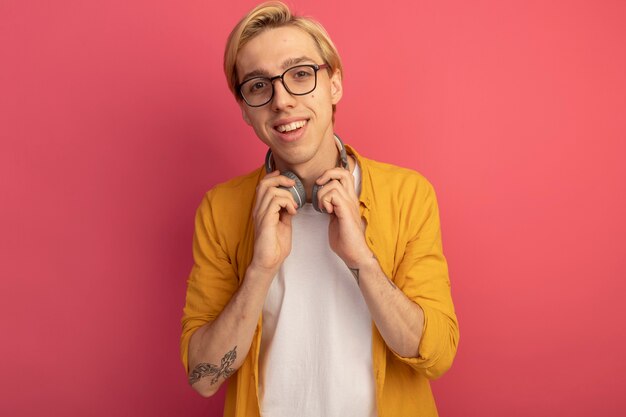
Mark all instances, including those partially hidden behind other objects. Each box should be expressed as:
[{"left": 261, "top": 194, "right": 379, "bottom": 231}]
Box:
[
  {"left": 255, "top": 171, "right": 296, "bottom": 212},
  {"left": 316, "top": 187, "right": 342, "bottom": 215},
  {"left": 322, "top": 193, "right": 335, "bottom": 214},
  {"left": 257, "top": 187, "right": 297, "bottom": 216},
  {"left": 256, "top": 188, "right": 298, "bottom": 221},
  {"left": 256, "top": 201, "right": 295, "bottom": 232},
  {"left": 317, "top": 185, "right": 359, "bottom": 219},
  {"left": 316, "top": 179, "right": 349, "bottom": 205},
  {"left": 315, "top": 167, "right": 353, "bottom": 188},
  {"left": 316, "top": 173, "right": 358, "bottom": 203},
  {"left": 260, "top": 171, "right": 296, "bottom": 190}
]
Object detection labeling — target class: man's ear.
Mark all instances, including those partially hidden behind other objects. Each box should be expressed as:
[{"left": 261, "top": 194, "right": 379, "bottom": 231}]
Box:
[
  {"left": 239, "top": 100, "right": 252, "bottom": 126},
  {"left": 330, "top": 69, "right": 343, "bottom": 105}
]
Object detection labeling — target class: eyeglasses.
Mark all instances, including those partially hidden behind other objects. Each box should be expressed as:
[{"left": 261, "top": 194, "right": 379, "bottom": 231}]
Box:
[{"left": 238, "top": 63, "right": 329, "bottom": 107}]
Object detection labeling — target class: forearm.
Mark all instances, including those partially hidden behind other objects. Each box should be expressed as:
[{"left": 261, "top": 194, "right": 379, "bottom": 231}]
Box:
[
  {"left": 187, "top": 266, "right": 273, "bottom": 397},
  {"left": 351, "top": 255, "right": 424, "bottom": 358}
]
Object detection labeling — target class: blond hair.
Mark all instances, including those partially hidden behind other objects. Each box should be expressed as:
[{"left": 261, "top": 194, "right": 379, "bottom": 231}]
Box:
[{"left": 224, "top": 1, "right": 343, "bottom": 111}]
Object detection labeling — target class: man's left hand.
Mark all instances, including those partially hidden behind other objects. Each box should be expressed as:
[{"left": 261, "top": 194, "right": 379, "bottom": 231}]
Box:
[{"left": 315, "top": 166, "right": 373, "bottom": 268}]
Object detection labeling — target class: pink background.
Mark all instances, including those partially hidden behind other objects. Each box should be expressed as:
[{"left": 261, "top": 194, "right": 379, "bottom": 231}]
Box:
[{"left": 1, "top": 0, "right": 625, "bottom": 415}]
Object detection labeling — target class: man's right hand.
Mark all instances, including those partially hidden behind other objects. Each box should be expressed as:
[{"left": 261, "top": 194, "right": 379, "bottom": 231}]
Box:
[
  {"left": 249, "top": 170, "right": 298, "bottom": 275},
  {"left": 187, "top": 171, "right": 298, "bottom": 398}
]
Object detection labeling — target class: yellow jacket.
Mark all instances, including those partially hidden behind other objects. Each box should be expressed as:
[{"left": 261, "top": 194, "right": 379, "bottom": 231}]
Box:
[{"left": 181, "top": 146, "right": 459, "bottom": 416}]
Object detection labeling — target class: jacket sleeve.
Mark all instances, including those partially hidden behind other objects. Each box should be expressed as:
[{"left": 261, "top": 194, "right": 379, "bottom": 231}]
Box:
[
  {"left": 391, "top": 179, "right": 459, "bottom": 380},
  {"left": 180, "top": 191, "right": 239, "bottom": 372}
]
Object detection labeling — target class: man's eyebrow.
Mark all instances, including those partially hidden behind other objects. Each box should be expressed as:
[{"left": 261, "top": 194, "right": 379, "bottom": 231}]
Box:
[
  {"left": 280, "top": 56, "right": 317, "bottom": 69},
  {"left": 240, "top": 56, "right": 318, "bottom": 82},
  {"left": 240, "top": 68, "right": 270, "bottom": 82}
]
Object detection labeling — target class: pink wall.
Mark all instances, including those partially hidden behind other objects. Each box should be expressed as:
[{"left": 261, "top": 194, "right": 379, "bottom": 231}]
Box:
[{"left": 1, "top": 0, "right": 625, "bottom": 415}]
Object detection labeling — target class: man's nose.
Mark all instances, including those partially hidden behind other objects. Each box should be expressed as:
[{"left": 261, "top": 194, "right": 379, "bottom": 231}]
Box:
[{"left": 271, "top": 78, "right": 297, "bottom": 110}]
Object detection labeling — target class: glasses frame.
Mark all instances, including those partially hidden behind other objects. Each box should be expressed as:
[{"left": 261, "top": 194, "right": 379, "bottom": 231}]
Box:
[{"left": 238, "top": 63, "right": 329, "bottom": 107}]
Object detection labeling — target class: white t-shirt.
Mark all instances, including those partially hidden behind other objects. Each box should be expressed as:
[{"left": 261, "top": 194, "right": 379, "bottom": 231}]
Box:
[{"left": 259, "top": 165, "right": 377, "bottom": 417}]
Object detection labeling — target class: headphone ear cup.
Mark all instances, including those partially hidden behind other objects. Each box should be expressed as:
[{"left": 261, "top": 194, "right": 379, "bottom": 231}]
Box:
[
  {"left": 312, "top": 183, "right": 325, "bottom": 213},
  {"left": 280, "top": 171, "right": 306, "bottom": 209}
]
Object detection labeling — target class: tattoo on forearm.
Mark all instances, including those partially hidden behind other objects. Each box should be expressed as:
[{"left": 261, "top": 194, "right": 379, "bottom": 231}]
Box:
[
  {"left": 349, "top": 267, "right": 360, "bottom": 286},
  {"left": 188, "top": 346, "right": 237, "bottom": 386}
]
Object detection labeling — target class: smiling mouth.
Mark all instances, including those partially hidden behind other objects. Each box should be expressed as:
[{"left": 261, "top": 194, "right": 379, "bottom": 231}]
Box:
[{"left": 275, "top": 120, "right": 308, "bottom": 133}]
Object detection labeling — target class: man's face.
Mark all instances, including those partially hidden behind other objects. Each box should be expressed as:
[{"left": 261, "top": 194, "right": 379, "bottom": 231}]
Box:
[{"left": 235, "top": 26, "right": 343, "bottom": 172}]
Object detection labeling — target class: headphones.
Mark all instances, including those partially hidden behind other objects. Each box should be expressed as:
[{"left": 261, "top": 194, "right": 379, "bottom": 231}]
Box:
[{"left": 264, "top": 134, "right": 349, "bottom": 212}]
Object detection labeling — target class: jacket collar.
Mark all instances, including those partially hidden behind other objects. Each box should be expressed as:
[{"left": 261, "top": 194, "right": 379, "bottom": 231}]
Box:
[{"left": 345, "top": 144, "right": 372, "bottom": 211}]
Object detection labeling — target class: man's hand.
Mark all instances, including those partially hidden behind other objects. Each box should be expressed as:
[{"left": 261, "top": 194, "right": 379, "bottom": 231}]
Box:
[
  {"left": 186, "top": 171, "right": 298, "bottom": 398},
  {"left": 315, "top": 166, "right": 373, "bottom": 268},
  {"left": 249, "top": 170, "right": 298, "bottom": 275},
  {"left": 315, "top": 166, "right": 427, "bottom": 360}
]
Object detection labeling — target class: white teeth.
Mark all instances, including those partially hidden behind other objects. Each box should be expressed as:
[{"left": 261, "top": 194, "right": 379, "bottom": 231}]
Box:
[{"left": 277, "top": 120, "right": 307, "bottom": 133}]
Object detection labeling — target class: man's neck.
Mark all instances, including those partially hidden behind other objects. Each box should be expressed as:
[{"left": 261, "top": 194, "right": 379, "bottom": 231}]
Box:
[{"left": 270, "top": 133, "right": 334, "bottom": 201}]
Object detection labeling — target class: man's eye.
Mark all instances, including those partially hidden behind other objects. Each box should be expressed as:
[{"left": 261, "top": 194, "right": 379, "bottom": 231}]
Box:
[
  {"left": 294, "top": 70, "right": 312, "bottom": 79},
  {"left": 249, "top": 81, "right": 268, "bottom": 93}
]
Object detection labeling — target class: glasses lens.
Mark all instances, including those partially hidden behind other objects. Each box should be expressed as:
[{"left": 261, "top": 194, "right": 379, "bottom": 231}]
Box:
[
  {"left": 241, "top": 78, "right": 272, "bottom": 106},
  {"left": 284, "top": 65, "right": 317, "bottom": 95}
]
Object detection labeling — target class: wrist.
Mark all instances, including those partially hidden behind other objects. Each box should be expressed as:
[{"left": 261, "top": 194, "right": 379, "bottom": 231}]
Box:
[
  {"left": 346, "top": 249, "right": 377, "bottom": 271},
  {"left": 245, "top": 262, "right": 279, "bottom": 286}
]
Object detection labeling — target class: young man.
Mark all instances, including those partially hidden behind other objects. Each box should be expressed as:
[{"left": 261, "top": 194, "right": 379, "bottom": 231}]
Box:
[{"left": 181, "top": 2, "right": 459, "bottom": 416}]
